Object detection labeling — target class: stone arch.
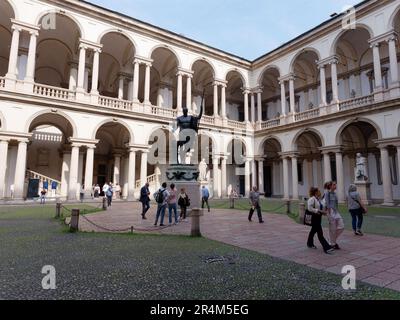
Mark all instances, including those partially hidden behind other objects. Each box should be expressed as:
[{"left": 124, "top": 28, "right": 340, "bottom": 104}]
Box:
[
  {"left": 388, "top": 4, "right": 400, "bottom": 31},
  {"left": 97, "top": 29, "right": 137, "bottom": 51},
  {"left": 226, "top": 135, "right": 249, "bottom": 156},
  {"left": 189, "top": 57, "right": 216, "bottom": 78},
  {"left": 92, "top": 118, "right": 134, "bottom": 143},
  {"left": 329, "top": 24, "right": 374, "bottom": 56},
  {"left": 335, "top": 117, "right": 383, "bottom": 145},
  {"left": 35, "top": 10, "right": 84, "bottom": 38},
  {"left": 197, "top": 129, "right": 218, "bottom": 153},
  {"left": 2, "top": 0, "right": 17, "bottom": 20},
  {"left": 224, "top": 68, "right": 248, "bottom": 87},
  {"left": 258, "top": 135, "right": 283, "bottom": 156},
  {"left": 289, "top": 47, "right": 321, "bottom": 73},
  {"left": 149, "top": 44, "right": 182, "bottom": 68},
  {"left": 144, "top": 125, "right": 176, "bottom": 144},
  {"left": 25, "top": 109, "right": 77, "bottom": 138},
  {"left": 257, "top": 65, "right": 281, "bottom": 87},
  {"left": 292, "top": 128, "right": 325, "bottom": 151}
]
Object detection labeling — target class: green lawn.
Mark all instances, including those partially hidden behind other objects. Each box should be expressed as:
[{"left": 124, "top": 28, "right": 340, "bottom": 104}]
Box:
[
  {"left": 210, "top": 199, "right": 400, "bottom": 238},
  {"left": 1, "top": 205, "right": 400, "bottom": 300}
]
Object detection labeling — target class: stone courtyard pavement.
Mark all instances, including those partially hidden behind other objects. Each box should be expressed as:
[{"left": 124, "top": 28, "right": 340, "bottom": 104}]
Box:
[{"left": 79, "top": 202, "right": 400, "bottom": 292}]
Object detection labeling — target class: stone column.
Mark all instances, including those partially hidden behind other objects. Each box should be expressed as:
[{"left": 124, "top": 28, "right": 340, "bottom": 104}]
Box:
[
  {"left": 245, "top": 159, "right": 251, "bottom": 197},
  {"left": 257, "top": 91, "right": 262, "bottom": 123},
  {"left": 69, "top": 64, "right": 78, "bottom": 91},
  {"left": 323, "top": 152, "right": 332, "bottom": 182},
  {"left": 243, "top": 89, "right": 249, "bottom": 123},
  {"left": 6, "top": 26, "right": 21, "bottom": 80},
  {"left": 251, "top": 159, "right": 257, "bottom": 189},
  {"left": 144, "top": 63, "right": 151, "bottom": 104},
  {"left": 177, "top": 72, "right": 183, "bottom": 112},
  {"left": 77, "top": 152, "right": 84, "bottom": 198},
  {"left": 91, "top": 49, "right": 100, "bottom": 94},
  {"left": 84, "top": 146, "right": 95, "bottom": 197},
  {"left": 330, "top": 58, "right": 339, "bottom": 103},
  {"left": 77, "top": 45, "right": 86, "bottom": 93},
  {"left": 289, "top": 77, "right": 295, "bottom": 113},
  {"left": 132, "top": 60, "right": 140, "bottom": 102},
  {"left": 335, "top": 151, "right": 345, "bottom": 203},
  {"left": 140, "top": 150, "right": 148, "bottom": 186},
  {"left": 371, "top": 42, "right": 383, "bottom": 90},
  {"left": 127, "top": 79, "right": 133, "bottom": 101},
  {"left": 397, "top": 146, "right": 400, "bottom": 187},
  {"left": 291, "top": 155, "right": 299, "bottom": 200},
  {"left": 0, "top": 139, "right": 9, "bottom": 198},
  {"left": 212, "top": 156, "right": 219, "bottom": 198},
  {"left": 258, "top": 159, "right": 264, "bottom": 193},
  {"left": 221, "top": 156, "right": 227, "bottom": 198},
  {"left": 14, "top": 140, "right": 28, "bottom": 200},
  {"left": 186, "top": 74, "right": 192, "bottom": 111},
  {"left": 113, "top": 153, "right": 121, "bottom": 184},
  {"left": 60, "top": 151, "right": 71, "bottom": 198},
  {"left": 127, "top": 148, "right": 136, "bottom": 201},
  {"left": 213, "top": 82, "right": 219, "bottom": 117},
  {"left": 388, "top": 36, "right": 399, "bottom": 90},
  {"left": 319, "top": 64, "right": 327, "bottom": 106},
  {"left": 221, "top": 84, "right": 227, "bottom": 119},
  {"left": 282, "top": 157, "right": 290, "bottom": 200},
  {"left": 118, "top": 75, "right": 124, "bottom": 100},
  {"left": 379, "top": 146, "right": 394, "bottom": 206},
  {"left": 280, "top": 80, "right": 286, "bottom": 116},
  {"left": 250, "top": 93, "right": 255, "bottom": 123},
  {"left": 25, "top": 30, "right": 38, "bottom": 83},
  {"left": 68, "top": 144, "right": 80, "bottom": 200}
]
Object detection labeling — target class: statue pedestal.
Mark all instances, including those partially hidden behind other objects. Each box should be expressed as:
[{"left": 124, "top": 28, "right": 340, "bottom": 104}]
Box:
[
  {"left": 355, "top": 180, "right": 372, "bottom": 205},
  {"left": 166, "top": 164, "right": 202, "bottom": 211}
]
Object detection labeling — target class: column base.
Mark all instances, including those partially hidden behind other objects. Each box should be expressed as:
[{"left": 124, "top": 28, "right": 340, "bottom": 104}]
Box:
[
  {"left": 374, "top": 88, "right": 384, "bottom": 102},
  {"left": 389, "top": 84, "right": 400, "bottom": 99},
  {"left": 382, "top": 202, "right": 395, "bottom": 207},
  {"left": 4, "top": 77, "right": 16, "bottom": 90}
]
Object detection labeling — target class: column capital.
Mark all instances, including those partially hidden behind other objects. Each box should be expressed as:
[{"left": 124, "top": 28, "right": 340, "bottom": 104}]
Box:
[
  {"left": 369, "top": 30, "right": 398, "bottom": 47},
  {"left": 242, "top": 87, "right": 251, "bottom": 95},
  {"left": 79, "top": 39, "right": 103, "bottom": 52},
  {"left": 278, "top": 73, "right": 295, "bottom": 82},
  {"left": 374, "top": 138, "right": 400, "bottom": 149},
  {"left": 319, "top": 145, "right": 343, "bottom": 154},
  {"left": 177, "top": 68, "right": 194, "bottom": 78},
  {"left": 134, "top": 55, "right": 153, "bottom": 66},
  {"left": 214, "top": 79, "right": 228, "bottom": 87},
  {"left": 69, "top": 138, "right": 98, "bottom": 148},
  {"left": 252, "top": 86, "right": 263, "bottom": 94},
  {"left": 11, "top": 19, "right": 40, "bottom": 34}
]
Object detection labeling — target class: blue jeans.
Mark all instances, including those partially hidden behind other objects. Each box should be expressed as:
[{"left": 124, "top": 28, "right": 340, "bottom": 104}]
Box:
[
  {"left": 168, "top": 203, "right": 178, "bottom": 224},
  {"left": 155, "top": 204, "right": 167, "bottom": 225},
  {"left": 350, "top": 209, "right": 363, "bottom": 231}
]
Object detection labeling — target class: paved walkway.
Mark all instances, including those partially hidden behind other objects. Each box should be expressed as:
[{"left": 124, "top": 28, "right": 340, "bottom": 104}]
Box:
[{"left": 79, "top": 202, "right": 400, "bottom": 292}]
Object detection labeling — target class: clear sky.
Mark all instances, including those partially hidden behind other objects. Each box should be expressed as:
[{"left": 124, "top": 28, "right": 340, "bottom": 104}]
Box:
[{"left": 88, "top": 0, "right": 361, "bottom": 60}]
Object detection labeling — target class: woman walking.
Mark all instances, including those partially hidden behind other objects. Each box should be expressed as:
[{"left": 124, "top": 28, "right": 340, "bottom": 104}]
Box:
[
  {"left": 307, "top": 187, "right": 334, "bottom": 254},
  {"left": 178, "top": 188, "right": 190, "bottom": 221},
  {"left": 325, "top": 181, "right": 345, "bottom": 250},
  {"left": 348, "top": 184, "right": 367, "bottom": 236}
]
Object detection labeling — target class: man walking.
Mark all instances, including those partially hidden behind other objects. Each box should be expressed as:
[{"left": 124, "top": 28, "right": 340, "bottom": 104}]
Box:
[
  {"left": 201, "top": 186, "right": 210, "bottom": 212},
  {"left": 154, "top": 182, "right": 170, "bottom": 227},
  {"left": 248, "top": 186, "right": 265, "bottom": 224},
  {"left": 140, "top": 182, "right": 151, "bottom": 219}
]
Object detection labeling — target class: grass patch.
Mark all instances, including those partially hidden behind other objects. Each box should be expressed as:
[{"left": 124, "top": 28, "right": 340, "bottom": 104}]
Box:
[{"left": 1, "top": 205, "right": 400, "bottom": 300}]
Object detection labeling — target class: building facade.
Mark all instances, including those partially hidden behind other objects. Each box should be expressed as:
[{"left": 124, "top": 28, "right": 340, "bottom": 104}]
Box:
[{"left": 0, "top": 0, "right": 399, "bottom": 204}]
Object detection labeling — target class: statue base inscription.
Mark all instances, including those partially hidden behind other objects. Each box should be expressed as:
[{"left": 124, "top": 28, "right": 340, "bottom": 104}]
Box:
[
  {"left": 166, "top": 164, "right": 202, "bottom": 211},
  {"left": 355, "top": 180, "right": 372, "bottom": 205}
]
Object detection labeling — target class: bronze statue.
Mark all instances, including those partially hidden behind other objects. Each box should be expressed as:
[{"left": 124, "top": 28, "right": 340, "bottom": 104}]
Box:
[{"left": 175, "top": 91, "right": 204, "bottom": 164}]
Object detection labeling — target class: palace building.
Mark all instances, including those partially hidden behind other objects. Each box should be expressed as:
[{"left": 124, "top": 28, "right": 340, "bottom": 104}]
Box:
[{"left": 0, "top": 0, "right": 400, "bottom": 204}]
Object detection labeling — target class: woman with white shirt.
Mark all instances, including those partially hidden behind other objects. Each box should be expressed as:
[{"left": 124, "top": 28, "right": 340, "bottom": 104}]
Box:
[{"left": 307, "top": 187, "right": 334, "bottom": 254}]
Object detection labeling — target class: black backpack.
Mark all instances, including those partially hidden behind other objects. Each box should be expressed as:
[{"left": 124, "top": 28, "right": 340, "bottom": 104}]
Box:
[{"left": 155, "top": 189, "right": 165, "bottom": 204}]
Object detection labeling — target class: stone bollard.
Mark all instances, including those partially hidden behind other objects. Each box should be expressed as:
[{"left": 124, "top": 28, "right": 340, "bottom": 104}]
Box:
[
  {"left": 299, "top": 202, "right": 306, "bottom": 224},
  {"left": 102, "top": 197, "right": 107, "bottom": 211},
  {"left": 286, "top": 200, "right": 291, "bottom": 214},
  {"left": 190, "top": 208, "right": 203, "bottom": 237},
  {"left": 70, "top": 209, "right": 80, "bottom": 232},
  {"left": 55, "top": 202, "right": 61, "bottom": 219}
]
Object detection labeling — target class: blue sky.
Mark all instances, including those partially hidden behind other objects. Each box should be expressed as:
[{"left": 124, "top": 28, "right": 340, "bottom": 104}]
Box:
[{"left": 89, "top": 0, "right": 361, "bottom": 60}]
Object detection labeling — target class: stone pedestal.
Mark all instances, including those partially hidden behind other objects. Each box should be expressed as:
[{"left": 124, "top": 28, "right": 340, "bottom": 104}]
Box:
[
  {"left": 355, "top": 180, "right": 372, "bottom": 205},
  {"left": 166, "top": 164, "right": 202, "bottom": 210}
]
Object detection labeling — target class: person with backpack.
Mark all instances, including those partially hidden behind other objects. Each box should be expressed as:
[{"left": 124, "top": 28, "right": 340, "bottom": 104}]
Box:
[
  {"left": 105, "top": 182, "right": 113, "bottom": 207},
  {"left": 307, "top": 187, "right": 334, "bottom": 254},
  {"left": 154, "top": 182, "right": 170, "bottom": 227},
  {"left": 348, "top": 184, "right": 367, "bottom": 236},
  {"left": 178, "top": 188, "right": 190, "bottom": 221}
]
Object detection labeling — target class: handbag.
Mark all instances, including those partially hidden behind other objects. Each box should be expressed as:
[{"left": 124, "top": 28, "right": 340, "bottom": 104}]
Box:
[
  {"left": 304, "top": 209, "right": 313, "bottom": 226},
  {"left": 351, "top": 196, "right": 367, "bottom": 214}
]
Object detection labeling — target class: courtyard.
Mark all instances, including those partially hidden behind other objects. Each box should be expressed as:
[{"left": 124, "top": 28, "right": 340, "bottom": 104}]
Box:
[{"left": 1, "top": 202, "right": 400, "bottom": 300}]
